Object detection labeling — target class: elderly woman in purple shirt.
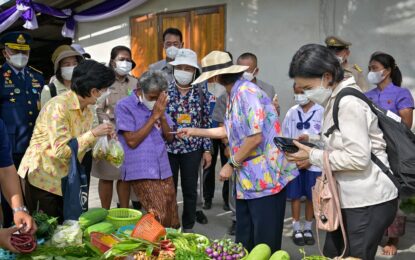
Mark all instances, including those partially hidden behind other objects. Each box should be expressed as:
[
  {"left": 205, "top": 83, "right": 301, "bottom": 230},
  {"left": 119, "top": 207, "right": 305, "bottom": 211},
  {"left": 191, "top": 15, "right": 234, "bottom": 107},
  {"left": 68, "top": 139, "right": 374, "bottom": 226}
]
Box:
[
  {"left": 365, "top": 52, "right": 414, "bottom": 255},
  {"left": 115, "top": 70, "right": 179, "bottom": 228}
]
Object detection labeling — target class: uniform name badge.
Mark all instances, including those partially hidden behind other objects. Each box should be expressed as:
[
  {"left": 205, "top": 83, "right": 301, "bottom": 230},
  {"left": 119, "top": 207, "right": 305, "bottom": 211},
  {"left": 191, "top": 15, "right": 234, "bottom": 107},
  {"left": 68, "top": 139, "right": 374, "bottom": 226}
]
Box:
[{"left": 177, "top": 113, "right": 191, "bottom": 124}]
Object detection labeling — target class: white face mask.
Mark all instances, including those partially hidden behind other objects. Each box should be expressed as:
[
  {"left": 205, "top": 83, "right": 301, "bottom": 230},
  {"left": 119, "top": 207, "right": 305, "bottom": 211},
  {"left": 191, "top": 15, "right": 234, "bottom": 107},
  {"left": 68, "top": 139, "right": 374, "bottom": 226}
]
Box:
[
  {"left": 141, "top": 93, "right": 156, "bottom": 110},
  {"left": 61, "top": 66, "right": 75, "bottom": 81},
  {"left": 8, "top": 53, "right": 29, "bottom": 69},
  {"left": 96, "top": 89, "right": 111, "bottom": 105},
  {"left": 242, "top": 68, "right": 257, "bottom": 82},
  {"left": 336, "top": 56, "right": 344, "bottom": 64},
  {"left": 304, "top": 76, "right": 332, "bottom": 106},
  {"left": 294, "top": 94, "right": 310, "bottom": 106},
  {"left": 208, "top": 82, "right": 226, "bottom": 97},
  {"left": 166, "top": 46, "right": 179, "bottom": 59},
  {"left": 115, "top": 60, "right": 132, "bottom": 76},
  {"left": 174, "top": 69, "right": 194, "bottom": 85},
  {"left": 367, "top": 70, "right": 385, "bottom": 85}
]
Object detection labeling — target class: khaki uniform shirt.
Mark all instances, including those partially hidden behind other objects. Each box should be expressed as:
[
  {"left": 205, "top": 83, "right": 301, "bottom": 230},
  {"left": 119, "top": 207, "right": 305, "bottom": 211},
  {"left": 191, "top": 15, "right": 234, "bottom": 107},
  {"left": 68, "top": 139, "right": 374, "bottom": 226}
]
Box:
[
  {"left": 96, "top": 75, "right": 138, "bottom": 124},
  {"left": 344, "top": 62, "right": 369, "bottom": 92}
]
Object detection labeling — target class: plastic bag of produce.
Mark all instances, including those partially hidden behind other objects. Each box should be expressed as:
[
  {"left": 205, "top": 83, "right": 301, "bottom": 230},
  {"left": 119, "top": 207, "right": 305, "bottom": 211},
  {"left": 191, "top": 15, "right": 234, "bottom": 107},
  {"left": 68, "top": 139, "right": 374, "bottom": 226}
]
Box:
[
  {"left": 93, "top": 136, "right": 109, "bottom": 160},
  {"left": 106, "top": 139, "right": 125, "bottom": 168},
  {"left": 51, "top": 220, "right": 83, "bottom": 248}
]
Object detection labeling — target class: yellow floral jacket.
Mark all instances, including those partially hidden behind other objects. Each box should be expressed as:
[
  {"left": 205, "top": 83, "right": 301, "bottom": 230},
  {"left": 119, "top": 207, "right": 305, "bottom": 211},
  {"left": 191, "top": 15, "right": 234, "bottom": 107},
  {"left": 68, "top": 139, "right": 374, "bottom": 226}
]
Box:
[{"left": 18, "top": 91, "right": 96, "bottom": 196}]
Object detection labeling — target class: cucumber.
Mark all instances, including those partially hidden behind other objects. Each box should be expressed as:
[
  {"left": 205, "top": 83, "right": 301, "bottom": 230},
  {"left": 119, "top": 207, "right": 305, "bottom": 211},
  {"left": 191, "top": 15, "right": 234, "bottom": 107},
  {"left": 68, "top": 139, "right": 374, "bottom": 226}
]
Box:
[
  {"left": 79, "top": 208, "right": 108, "bottom": 229},
  {"left": 84, "top": 222, "right": 115, "bottom": 239},
  {"left": 246, "top": 243, "right": 271, "bottom": 260}
]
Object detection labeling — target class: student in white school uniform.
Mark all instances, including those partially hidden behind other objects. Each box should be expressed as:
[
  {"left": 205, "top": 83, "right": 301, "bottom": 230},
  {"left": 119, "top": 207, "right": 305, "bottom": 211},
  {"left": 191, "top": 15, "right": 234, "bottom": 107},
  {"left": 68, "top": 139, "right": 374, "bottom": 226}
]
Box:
[{"left": 282, "top": 83, "right": 324, "bottom": 247}]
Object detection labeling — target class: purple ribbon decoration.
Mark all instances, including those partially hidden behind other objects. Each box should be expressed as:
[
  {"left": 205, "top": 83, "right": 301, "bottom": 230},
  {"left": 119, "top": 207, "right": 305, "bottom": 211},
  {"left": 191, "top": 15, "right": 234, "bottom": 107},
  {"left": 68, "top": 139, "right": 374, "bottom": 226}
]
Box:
[{"left": 1, "top": 0, "right": 147, "bottom": 38}]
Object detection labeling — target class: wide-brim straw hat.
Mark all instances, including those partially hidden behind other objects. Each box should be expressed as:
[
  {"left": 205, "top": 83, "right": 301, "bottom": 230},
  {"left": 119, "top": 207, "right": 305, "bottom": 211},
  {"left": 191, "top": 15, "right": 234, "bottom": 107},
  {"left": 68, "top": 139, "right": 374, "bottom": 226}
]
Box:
[
  {"left": 52, "top": 45, "right": 84, "bottom": 73},
  {"left": 192, "top": 51, "right": 248, "bottom": 85}
]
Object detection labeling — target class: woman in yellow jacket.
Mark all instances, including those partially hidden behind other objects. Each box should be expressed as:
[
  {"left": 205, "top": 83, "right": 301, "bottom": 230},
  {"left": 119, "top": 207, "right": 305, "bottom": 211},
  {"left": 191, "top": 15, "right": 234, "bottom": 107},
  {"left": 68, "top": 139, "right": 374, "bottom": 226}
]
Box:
[{"left": 18, "top": 60, "right": 116, "bottom": 222}]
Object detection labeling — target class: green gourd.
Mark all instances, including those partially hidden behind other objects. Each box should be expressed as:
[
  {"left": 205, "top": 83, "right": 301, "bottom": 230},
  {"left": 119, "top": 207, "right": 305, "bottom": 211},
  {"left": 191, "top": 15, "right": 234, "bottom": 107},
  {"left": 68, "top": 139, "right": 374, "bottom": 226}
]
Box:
[
  {"left": 270, "top": 250, "right": 290, "bottom": 260},
  {"left": 246, "top": 243, "right": 271, "bottom": 260}
]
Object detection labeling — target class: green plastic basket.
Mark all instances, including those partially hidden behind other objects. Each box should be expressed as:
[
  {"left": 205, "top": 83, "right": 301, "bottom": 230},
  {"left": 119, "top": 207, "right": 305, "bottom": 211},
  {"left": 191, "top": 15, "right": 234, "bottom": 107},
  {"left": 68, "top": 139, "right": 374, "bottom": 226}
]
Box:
[{"left": 105, "top": 208, "right": 142, "bottom": 229}]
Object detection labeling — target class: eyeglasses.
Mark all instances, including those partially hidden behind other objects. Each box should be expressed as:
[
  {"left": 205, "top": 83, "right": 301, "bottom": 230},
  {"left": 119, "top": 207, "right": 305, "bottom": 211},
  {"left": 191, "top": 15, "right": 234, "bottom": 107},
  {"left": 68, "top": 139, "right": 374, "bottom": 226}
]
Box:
[{"left": 164, "top": 41, "right": 181, "bottom": 48}]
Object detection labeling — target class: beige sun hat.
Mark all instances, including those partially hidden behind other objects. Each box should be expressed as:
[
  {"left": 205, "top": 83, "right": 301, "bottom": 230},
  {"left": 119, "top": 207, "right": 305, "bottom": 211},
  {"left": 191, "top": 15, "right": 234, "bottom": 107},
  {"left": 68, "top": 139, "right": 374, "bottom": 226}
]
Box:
[
  {"left": 51, "top": 45, "right": 84, "bottom": 73},
  {"left": 192, "top": 51, "right": 248, "bottom": 85}
]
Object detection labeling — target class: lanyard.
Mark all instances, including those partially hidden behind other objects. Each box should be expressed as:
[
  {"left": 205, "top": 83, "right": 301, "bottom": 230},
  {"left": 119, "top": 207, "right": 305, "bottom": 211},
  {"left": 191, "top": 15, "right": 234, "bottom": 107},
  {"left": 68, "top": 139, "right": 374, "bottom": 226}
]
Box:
[{"left": 297, "top": 110, "right": 316, "bottom": 130}]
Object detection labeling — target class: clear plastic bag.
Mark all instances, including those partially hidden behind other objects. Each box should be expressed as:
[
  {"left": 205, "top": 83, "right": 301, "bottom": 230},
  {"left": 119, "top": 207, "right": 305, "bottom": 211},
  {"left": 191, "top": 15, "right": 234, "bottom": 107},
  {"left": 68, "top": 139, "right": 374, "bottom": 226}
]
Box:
[
  {"left": 106, "top": 139, "right": 125, "bottom": 168},
  {"left": 93, "top": 136, "right": 109, "bottom": 160},
  {"left": 51, "top": 220, "right": 83, "bottom": 247}
]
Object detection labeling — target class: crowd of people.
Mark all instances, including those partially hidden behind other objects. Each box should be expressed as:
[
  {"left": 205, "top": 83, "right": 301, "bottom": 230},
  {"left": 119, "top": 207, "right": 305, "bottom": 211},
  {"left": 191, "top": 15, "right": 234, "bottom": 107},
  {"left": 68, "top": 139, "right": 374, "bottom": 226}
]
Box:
[{"left": 0, "top": 27, "right": 413, "bottom": 260}]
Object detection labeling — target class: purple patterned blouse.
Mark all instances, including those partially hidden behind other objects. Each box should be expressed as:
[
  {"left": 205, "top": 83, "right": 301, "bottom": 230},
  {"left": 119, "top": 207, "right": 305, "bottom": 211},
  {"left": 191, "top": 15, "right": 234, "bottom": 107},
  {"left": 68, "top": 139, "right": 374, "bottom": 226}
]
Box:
[{"left": 115, "top": 93, "right": 173, "bottom": 181}]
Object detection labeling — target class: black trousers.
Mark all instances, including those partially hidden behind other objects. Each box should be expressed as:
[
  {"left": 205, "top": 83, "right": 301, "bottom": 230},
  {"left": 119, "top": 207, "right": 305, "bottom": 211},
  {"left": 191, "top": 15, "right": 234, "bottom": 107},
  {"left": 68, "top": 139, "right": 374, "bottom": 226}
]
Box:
[
  {"left": 236, "top": 189, "right": 287, "bottom": 253},
  {"left": 203, "top": 139, "right": 227, "bottom": 202},
  {"left": 323, "top": 198, "right": 398, "bottom": 260},
  {"left": 168, "top": 150, "right": 203, "bottom": 229},
  {"left": 25, "top": 179, "right": 64, "bottom": 224},
  {"left": 1, "top": 153, "right": 24, "bottom": 227},
  {"left": 81, "top": 150, "right": 92, "bottom": 189}
]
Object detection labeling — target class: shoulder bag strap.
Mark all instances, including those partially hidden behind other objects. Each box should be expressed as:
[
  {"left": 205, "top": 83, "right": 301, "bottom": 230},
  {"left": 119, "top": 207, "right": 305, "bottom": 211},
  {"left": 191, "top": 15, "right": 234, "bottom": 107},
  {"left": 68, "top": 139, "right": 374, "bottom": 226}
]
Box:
[
  {"left": 49, "top": 82, "right": 57, "bottom": 98},
  {"left": 316, "top": 152, "right": 348, "bottom": 259}
]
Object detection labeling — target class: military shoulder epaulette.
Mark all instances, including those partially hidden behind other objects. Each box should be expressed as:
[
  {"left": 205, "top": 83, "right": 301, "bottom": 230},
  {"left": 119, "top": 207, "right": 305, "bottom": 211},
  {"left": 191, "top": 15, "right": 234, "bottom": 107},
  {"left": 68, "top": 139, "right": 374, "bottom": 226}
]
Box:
[
  {"left": 353, "top": 64, "right": 363, "bottom": 73},
  {"left": 29, "top": 66, "right": 43, "bottom": 74}
]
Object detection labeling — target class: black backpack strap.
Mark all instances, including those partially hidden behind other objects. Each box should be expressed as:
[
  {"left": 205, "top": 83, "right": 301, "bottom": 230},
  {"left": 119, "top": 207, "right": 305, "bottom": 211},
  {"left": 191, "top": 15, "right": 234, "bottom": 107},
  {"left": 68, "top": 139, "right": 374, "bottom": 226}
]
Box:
[
  {"left": 324, "top": 87, "right": 374, "bottom": 137},
  {"left": 371, "top": 153, "right": 401, "bottom": 191},
  {"left": 324, "top": 87, "right": 401, "bottom": 191},
  {"left": 49, "top": 82, "right": 57, "bottom": 98}
]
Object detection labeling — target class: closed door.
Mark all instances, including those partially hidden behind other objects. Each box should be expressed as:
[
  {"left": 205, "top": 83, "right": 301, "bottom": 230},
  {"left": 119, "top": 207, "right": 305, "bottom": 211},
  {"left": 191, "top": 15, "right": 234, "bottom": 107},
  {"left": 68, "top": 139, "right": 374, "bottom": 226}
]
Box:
[
  {"left": 130, "top": 5, "right": 226, "bottom": 77},
  {"left": 130, "top": 14, "right": 158, "bottom": 77}
]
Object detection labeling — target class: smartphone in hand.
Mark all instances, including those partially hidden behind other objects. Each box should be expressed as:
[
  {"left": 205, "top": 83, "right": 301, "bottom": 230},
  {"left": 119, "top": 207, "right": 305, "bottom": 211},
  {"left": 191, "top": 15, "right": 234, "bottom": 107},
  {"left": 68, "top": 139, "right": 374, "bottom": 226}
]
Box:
[{"left": 273, "top": 137, "right": 316, "bottom": 153}]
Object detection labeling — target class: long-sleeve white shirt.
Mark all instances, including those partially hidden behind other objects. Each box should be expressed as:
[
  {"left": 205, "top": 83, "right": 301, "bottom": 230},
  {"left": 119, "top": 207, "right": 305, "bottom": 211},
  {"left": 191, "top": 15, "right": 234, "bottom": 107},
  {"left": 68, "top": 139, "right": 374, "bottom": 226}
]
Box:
[{"left": 309, "top": 77, "right": 398, "bottom": 208}]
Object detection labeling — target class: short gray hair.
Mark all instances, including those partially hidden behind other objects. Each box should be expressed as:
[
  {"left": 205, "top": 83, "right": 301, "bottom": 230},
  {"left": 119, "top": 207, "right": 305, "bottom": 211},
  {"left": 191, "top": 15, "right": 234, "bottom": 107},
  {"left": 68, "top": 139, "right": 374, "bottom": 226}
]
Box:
[{"left": 139, "top": 70, "right": 168, "bottom": 93}]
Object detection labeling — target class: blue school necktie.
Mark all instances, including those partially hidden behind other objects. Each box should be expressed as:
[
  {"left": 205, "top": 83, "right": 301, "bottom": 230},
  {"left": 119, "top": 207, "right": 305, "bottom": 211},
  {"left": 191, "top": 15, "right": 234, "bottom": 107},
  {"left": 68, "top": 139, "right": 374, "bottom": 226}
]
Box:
[{"left": 297, "top": 110, "right": 316, "bottom": 130}]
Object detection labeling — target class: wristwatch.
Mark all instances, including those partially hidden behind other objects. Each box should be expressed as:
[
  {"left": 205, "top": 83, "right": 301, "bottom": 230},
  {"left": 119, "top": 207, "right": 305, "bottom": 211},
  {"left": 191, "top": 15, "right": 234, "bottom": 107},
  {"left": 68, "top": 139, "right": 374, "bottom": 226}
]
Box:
[{"left": 13, "top": 206, "right": 29, "bottom": 214}]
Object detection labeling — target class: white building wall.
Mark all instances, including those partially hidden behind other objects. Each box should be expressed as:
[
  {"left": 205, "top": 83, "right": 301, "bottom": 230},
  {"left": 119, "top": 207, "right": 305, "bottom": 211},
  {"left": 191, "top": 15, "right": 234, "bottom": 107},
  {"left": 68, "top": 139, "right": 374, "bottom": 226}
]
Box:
[{"left": 75, "top": 0, "right": 415, "bottom": 116}]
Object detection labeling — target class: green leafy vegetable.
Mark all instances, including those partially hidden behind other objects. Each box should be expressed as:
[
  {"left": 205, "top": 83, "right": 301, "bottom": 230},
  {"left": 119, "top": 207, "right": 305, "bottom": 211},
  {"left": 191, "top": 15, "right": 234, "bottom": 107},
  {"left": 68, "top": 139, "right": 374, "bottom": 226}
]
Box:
[
  {"left": 103, "top": 236, "right": 156, "bottom": 259},
  {"left": 16, "top": 244, "right": 99, "bottom": 260},
  {"left": 33, "top": 211, "right": 58, "bottom": 240}
]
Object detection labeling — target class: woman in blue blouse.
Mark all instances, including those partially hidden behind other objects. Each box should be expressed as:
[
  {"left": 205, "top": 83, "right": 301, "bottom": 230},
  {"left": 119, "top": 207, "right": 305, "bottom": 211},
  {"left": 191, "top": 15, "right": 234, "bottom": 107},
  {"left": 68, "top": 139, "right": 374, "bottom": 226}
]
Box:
[
  {"left": 366, "top": 52, "right": 414, "bottom": 128},
  {"left": 365, "top": 52, "right": 414, "bottom": 255},
  {"left": 166, "top": 48, "right": 212, "bottom": 232}
]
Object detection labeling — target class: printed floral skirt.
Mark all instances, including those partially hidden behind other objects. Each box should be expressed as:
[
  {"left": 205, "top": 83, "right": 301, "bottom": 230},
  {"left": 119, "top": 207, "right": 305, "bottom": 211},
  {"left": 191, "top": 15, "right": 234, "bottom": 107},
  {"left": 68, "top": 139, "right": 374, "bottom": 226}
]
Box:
[{"left": 130, "top": 176, "right": 180, "bottom": 228}]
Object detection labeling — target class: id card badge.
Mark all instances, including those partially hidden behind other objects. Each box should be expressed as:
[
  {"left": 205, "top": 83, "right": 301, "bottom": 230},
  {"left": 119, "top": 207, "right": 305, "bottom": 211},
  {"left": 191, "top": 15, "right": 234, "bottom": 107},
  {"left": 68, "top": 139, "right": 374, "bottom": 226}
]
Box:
[
  {"left": 386, "top": 110, "right": 402, "bottom": 123},
  {"left": 177, "top": 113, "right": 191, "bottom": 124}
]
